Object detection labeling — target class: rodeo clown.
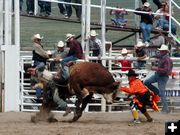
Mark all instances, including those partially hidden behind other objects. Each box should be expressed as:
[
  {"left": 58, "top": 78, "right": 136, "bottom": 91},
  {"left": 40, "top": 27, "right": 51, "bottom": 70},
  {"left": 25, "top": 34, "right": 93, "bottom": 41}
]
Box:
[{"left": 119, "top": 69, "right": 160, "bottom": 125}]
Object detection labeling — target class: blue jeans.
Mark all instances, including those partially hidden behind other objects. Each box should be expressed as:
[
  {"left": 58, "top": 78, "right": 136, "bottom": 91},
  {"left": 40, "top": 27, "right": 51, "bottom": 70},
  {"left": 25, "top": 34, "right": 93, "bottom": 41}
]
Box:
[
  {"left": 144, "top": 72, "right": 169, "bottom": 112},
  {"left": 60, "top": 55, "right": 78, "bottom": 80},
  {"left": 140, "top": 22, "right": 152, "bottom": 42},
  {"left": 157, "top": 17, "right": 177, "bottom": 35}
]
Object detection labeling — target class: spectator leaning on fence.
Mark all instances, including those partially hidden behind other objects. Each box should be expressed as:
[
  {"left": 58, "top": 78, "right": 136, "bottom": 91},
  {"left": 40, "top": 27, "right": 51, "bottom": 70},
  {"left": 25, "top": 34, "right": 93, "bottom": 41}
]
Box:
[
  {"left": 135, "top": 2, "right": 153, "bottom": 47},
  {"left": 115, "top": 48, "right": 132, "bottom": 71},
  {"left": 32, "top": 34, "right": 49, "bottom": 68},
  {"left": 155, "top": 1, "right": 177, "bottom": 35},
  {"left": 134, "top": 41, "right": 148, "bottom": 69},
  {"left": 144, "top": 44, "right": 173, "bottom": 114},
  {"left": 51, "top": 40, "right": 69, "bottom": 71},
  {"left": 89, "top": 30, "right": 102, "bottom": 64}
]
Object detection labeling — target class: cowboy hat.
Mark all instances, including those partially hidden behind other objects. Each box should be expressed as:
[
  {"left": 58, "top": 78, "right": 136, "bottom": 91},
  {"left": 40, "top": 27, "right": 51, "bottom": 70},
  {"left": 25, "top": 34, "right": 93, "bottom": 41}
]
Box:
[
  {"left": 136, "top": 41, "right": 145, "bottom": 47},
  {"left": 158, "top": 44, "right": 169, "bottom": 51},
  {"left": 65, "top": 33, "right": 75, "bottom": 41},
  {"left": 126, "top": 69, "right": 138, "bottom": 77},
  {"left": 32, "top": 34, "right": 43, "bottom": 40},
  {"left": 90, "top": 30, "right": 98, "bottom": 36},
  {"left": 121, "top": 48, "right": 128, "bottom": 54},
  {"left": 57, "top": 40, "right": 65, "bottom": 47},
  {"left": 144, "top": 2, "right": 150, "bottom": 7}
]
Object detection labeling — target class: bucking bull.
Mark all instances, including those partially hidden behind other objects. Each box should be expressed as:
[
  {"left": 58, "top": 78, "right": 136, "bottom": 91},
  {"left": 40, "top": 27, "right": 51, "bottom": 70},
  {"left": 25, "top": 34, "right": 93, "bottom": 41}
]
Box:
[{"left": 29, "top": 62, "right": 120, "bottom": 122}]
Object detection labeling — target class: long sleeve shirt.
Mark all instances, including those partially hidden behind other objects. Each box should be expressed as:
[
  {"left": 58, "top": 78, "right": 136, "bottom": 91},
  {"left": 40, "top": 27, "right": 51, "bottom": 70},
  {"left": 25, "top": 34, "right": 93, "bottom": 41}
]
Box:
[
  {"left": 120, "top": 79, "right": 148, "bottom": 95},
  {"left": 155, "top": 54, "right": 173, "bottom": 76},
  {"left": 135, "top": 8, "right": 153, "bottom": 24},
  {"left": 67, "top": 39, "right": 83, "bottom": 59},
  {"left": 33, "top": 43, "right": 49, "bottom": 59}
]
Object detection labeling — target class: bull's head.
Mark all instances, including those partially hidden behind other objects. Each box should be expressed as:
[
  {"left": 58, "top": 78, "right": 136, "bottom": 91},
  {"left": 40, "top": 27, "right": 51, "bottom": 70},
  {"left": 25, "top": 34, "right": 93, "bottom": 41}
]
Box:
[{"left": 103, "top": 81, "right": 121, "bottom": 104}]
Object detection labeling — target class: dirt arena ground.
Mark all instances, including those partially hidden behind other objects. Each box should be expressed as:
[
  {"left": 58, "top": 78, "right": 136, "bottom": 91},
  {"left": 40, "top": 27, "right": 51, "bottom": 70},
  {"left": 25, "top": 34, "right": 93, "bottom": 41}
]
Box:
[{"left": 0, "top": 111, "right": 180, "bottom": 135}]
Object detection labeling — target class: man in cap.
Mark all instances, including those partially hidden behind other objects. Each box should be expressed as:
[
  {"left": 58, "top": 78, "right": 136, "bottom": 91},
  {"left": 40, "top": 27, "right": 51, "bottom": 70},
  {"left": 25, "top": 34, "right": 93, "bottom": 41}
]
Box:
[
  {"left": 134, "top": 41, "right": 148, "bottom": 69},
  {"left": 89, "top": 30, "right": 102, "bottom": 64},
  {"left": 135, "top": 2, "right": 153, "bottom": 47},
  {"left": 144, "top": 44, "right": 173, "bottom": 113},
  {"left": 119, "top": 69, "right": 160, "bottom": 125}
]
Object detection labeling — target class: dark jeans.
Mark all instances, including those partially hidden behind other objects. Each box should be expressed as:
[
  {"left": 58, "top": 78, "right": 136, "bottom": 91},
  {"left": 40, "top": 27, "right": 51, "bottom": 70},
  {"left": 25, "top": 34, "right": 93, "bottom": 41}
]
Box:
[
  {"left": 38, "top": 1, "right": 51, "bottom": 14},
  {"left": 64, "top": 0, "right": 72, "bottom": 17},
  {"left": 58, "top": 0, "right": 67, "bottom": 15},
  {"left": 72, "top": 0, "right": 82, "bottom": 19},
  {"left": 26, "top": 0, "right": 34, "bottom": 13},
  {"left": 141, "top": 0, "right": 161, "bottom": 9},
  {"left": 20, "top": 0, "right": 23, "bottom": 12}
]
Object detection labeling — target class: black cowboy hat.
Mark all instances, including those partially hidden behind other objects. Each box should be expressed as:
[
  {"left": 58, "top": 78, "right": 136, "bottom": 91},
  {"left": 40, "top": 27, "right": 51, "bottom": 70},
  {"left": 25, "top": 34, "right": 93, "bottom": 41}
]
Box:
[{"left": 126, "top": 69, "right": 138, "bottom": 77}]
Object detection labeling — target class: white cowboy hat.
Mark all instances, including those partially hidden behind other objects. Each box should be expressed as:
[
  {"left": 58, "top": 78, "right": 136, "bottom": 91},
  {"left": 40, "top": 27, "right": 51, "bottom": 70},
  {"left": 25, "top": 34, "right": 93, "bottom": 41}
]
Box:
[
  {"left": 144, "top": 2, "right": 150, "bottom": 7},
  {"left": 90, "top": 30, "right": 98, "bottom": 36},
  {"left": 32, "top": 34, "right": 43, "bottom": 40},
  {"left": 121, "top": 48, "right": 128, "bottom": 54},
  {"left": 158, "top": 44, "right": 169, "bottom": 51},
  {"left": 65, "top": 33, "right": 75, "bottom": 41},
  {"left": 136, "top": 41, "right": 145, "bottom": 47},
  {"left": 57, "top": 40, "right": 65, "bottom": 47}
]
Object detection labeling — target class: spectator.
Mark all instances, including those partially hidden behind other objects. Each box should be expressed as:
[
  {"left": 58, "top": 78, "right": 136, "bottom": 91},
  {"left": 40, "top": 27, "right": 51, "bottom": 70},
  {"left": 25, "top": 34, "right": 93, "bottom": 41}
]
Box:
[
  {"left": 51, "top": 40, "right": 69, "bottom": 71},
  {"left": 89, "top": 30, "right": 102, "bottom": 64},
  {"left": 59, "top": 33, "right": 83, "bottom": 81},
  {"left": 119, "top": 69, "right": 160, "bottom": 125},
  {"left": 134, "top": 41, "right": 148, "bottom": 69},
  {"left": 32, "top": 34, "right": 49, "bottom": 68},
  {"left": 141, "top": 0, "right": 162, "bottom": 9},
  {"left": 155, "top": 2, "right": 177, "bottom": 35},
  {"left": 26, "top": 0, "right": 34, "bottom": 15},
  {"left": 38, "top": 1, "right": 51, "bottom": 17},
  {"left": 116, "top": 48, "right": 132, "bottom": 71},
  {"left": 110, "top": 5, "right": 128, "bottom": 26},
  {"left": 144, "top": 44, "right": 173, "bottom": 113},
  {"left": 135, "top": 2, "right": 153, "bottom": 47}
]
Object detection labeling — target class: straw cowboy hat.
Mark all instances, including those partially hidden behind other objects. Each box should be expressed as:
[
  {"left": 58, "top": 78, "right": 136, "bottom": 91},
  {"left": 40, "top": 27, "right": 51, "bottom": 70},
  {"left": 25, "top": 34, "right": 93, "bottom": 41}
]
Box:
[
  {"left": 121, "top": 48, "right": 128, "bottom": 54},
  {"left": 90, "top": 30, "right": 98, "bottom": 36},
  {"left": 57, "top": 40, "right": 65, "bottom": 47},
  {"left": 66, "top": 33, "right": 75, "bottom": 41},
  {"left": 32, "top": 34, "right": 43, "bottom": 40},
  {"left": 126, "top": 69, "right": 138, "bottom": 77},
  {"left": 136, "top": 41, "right": 145, "bottom": 47},
  {"left": 158, "top": 44, "right": 169, "bottom": 51},
  {"left": 144, "top": 2, "right": 150, "bottom": 7}
]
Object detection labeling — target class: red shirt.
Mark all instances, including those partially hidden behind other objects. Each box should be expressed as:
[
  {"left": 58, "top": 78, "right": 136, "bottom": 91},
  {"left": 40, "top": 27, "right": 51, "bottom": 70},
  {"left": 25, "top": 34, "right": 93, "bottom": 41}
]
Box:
[{"left": 118, "top": 60, "right": 132, "bottom": 71}]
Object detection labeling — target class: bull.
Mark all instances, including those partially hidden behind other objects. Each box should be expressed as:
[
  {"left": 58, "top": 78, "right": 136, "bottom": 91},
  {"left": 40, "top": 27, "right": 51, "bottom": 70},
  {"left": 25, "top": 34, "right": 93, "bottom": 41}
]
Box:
[{"left": 31, "top": 62, "right": 120, "bottom": 122}]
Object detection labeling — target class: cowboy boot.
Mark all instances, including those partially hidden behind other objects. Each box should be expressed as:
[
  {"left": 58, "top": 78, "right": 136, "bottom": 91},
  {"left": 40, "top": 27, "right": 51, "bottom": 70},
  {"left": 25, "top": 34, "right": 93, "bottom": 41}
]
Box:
[{"left": 143, "top": 111, "right": 153, "bottom": 122}]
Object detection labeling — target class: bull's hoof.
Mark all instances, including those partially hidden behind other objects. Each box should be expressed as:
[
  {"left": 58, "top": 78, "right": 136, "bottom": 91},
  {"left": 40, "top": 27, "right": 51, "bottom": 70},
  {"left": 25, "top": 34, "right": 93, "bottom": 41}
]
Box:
[{"left": 31, "top": 115, "right": 38, "bottom": 123}]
